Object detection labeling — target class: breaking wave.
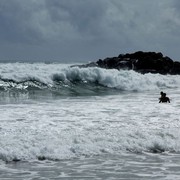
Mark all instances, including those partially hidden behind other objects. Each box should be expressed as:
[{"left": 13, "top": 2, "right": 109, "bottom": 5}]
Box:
[
  {"left": 0, "top": 63, "right": 179, "bottom": 95},
  {"left": 0, "top": 126, "right": 180, "bottom": 162},
  {"left": 0, "top": 63, "right": 180, "bottom": 162}
]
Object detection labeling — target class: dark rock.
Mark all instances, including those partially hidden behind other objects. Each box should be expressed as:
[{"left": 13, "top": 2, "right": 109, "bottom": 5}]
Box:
[
  {"left": 171, "top": 61, "right": 180, "bottom": 74},
  {"left": 38, "top": 156, "right": 46, "bottom": 161},
  {"left": 12, "top": 158, "right": 21, "bottom": 162},
  {"left": 74, "top": 51, "right": 180, "bottom": 74}
]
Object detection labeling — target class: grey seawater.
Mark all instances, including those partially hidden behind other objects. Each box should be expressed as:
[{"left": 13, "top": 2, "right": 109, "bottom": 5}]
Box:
[
  {"left": 0, "top": 153, "right": 180, "bottom": 180},
  {"left": 1, "top": 153, "right": 180, "bottom": 179},
  {"left": 0, "top": 89, "right": 180, "bottom": 179}
]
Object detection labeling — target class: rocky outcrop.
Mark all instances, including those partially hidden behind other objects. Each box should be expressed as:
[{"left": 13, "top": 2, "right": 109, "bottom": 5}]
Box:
[{"left": 79, "top": 51, "right": 180, "bottom": 75}]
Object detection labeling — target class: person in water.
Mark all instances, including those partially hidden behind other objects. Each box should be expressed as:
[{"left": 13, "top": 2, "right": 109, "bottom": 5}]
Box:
[{"left": 159, "top": 91, "right": 170, "bottom": 103}]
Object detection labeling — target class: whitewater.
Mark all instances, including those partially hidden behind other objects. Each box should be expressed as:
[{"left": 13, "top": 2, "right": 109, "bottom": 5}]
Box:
[{"left": 0, "top": 62, "right": 180, "bottom": 179}]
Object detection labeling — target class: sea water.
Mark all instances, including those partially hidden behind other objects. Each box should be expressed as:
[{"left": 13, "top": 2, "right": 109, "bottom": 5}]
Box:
[{"left": 0, "top": 63, "right": 180, "bottom": 179}]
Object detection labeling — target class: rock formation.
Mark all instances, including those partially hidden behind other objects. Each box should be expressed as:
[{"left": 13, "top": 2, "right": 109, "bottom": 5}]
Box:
[{"left": 78, "top": 51, "right": 180, "bottom": 75}]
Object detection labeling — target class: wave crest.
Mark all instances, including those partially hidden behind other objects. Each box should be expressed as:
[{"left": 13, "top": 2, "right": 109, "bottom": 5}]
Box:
[{"left": 0, "top": 63, "right": 179, "bottom": 94}]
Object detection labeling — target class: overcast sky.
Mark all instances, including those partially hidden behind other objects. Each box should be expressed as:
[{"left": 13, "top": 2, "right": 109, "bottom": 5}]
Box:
[{"left": 0, "top": 0, "right": 180, "bottom": 62}]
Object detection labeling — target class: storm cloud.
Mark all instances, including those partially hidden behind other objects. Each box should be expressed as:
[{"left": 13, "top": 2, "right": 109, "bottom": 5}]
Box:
[{"left": 0, "top": 0, "right": 180, "bottom": 62}]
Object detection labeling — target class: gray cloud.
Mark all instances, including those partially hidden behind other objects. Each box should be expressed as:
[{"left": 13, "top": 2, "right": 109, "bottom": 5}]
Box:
[{"left": 0, "top": 0, "right": 180, "bottom": 62}]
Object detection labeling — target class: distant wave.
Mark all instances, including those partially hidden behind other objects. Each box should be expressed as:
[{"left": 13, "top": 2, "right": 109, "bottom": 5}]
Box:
[{"left": 0, "top": 63, "right": 179, "bottom": 95}]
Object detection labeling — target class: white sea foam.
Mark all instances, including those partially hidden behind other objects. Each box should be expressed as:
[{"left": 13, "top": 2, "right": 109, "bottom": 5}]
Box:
[
  {"left": 0, "top": 88, "right": 180, "bottom": 161},
  {"left": 0, "top": 63, "right": 180, "bottom": 91},
  {"left": 61, "top": 66, "right": 180, "bottom": 91},
  {"left": 1, "top": 63, "right": 180, "bottom": 180}
]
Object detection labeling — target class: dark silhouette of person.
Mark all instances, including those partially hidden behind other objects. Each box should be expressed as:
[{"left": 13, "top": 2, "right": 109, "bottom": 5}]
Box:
[
  {"left": 159, "top": 91, "right": 170, "bottom": 103},
  {"left": 160, "top": 91, "right": 164, "bottom": 98}
]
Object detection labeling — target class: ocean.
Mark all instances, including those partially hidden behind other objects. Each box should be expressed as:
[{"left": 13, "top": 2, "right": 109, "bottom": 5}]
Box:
[{"left": 0, "top": 62, "right": 180, "bottom": 179}]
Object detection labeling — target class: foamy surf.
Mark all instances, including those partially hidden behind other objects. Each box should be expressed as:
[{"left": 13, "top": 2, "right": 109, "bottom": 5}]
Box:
[
  {"left": 0, "top": 62, "right": 180, "bottom": 179},
  {"left": 0, "top": 63, "right": 179, "bottom": 94}
]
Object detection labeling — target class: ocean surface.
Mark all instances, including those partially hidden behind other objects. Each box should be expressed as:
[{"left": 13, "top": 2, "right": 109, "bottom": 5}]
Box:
[{"left": 0, "top": 62, "right": 180, "bottom": 179}]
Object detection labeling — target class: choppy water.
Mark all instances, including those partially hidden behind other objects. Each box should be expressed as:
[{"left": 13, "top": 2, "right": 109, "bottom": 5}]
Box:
[{"left": 0, "top": 63, "right": 180, "bottom": 179}]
